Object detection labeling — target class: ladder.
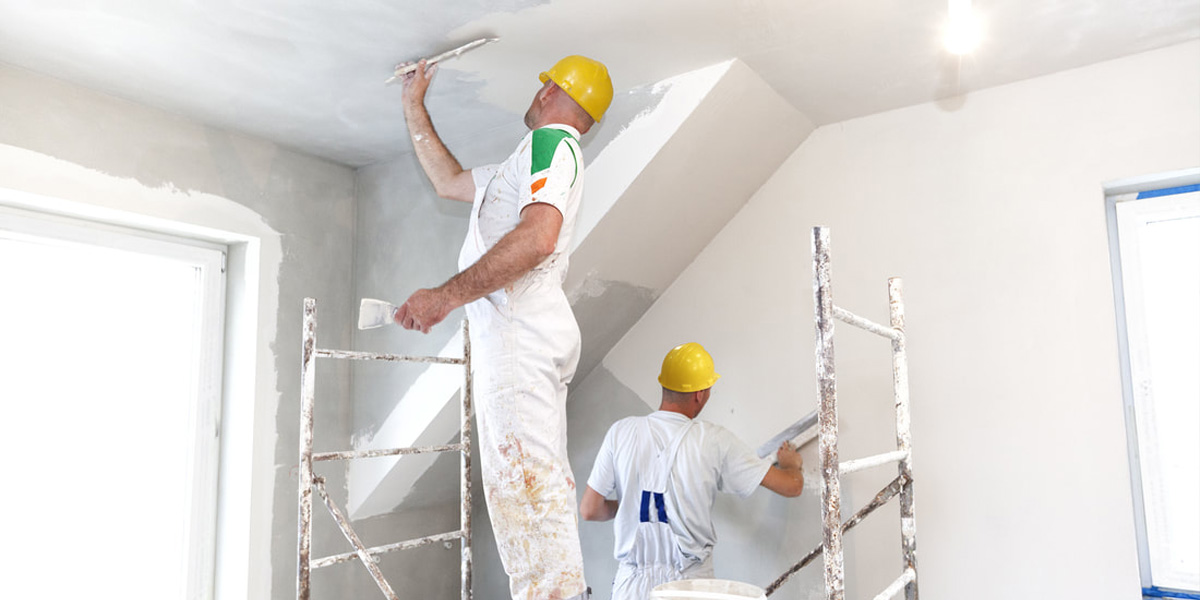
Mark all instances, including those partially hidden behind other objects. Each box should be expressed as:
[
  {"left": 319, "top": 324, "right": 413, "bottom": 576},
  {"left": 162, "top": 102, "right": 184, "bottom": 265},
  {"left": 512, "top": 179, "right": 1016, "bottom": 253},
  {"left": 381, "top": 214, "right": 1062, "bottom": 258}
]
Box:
[
  {"left": 765, "top": 227, "right": 919, "bottom": 600},
  {"left": 296, "top": 298, "right": 474, "bottom": 600}
]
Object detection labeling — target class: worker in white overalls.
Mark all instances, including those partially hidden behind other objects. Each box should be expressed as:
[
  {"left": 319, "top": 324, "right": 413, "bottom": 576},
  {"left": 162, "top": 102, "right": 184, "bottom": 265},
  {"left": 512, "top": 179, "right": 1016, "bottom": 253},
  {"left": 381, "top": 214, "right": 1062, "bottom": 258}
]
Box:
[
  {"left": 394, "top": 56, "right": 613, "bottom": 599},
  {"left": 580, "top": 343, "right": 806, "bottom": 599}
]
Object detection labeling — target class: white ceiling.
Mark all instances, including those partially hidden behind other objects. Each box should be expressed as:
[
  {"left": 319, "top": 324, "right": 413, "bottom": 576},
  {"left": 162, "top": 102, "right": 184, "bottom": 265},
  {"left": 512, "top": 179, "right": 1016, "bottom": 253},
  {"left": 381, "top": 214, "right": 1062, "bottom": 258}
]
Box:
[{"left": 1, "top": 0, "right": 1196, "bottom": 167}]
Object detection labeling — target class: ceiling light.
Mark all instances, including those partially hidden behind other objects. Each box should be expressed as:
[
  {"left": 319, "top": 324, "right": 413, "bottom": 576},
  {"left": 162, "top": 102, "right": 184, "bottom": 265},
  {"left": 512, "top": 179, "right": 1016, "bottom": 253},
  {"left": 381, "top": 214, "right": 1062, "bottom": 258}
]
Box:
[{"left": 944, "top": 0, "right": 983, "bottom": 55}]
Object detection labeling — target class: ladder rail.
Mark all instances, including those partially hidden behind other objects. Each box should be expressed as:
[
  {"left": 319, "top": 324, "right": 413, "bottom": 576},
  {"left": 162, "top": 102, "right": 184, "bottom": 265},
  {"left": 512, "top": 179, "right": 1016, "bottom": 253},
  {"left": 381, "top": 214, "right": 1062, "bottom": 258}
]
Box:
[
  {"left": 297, "top": 300, "right": 317, "bottom": 600},
  {"left": 812, "top": 226, "right": 845, "bottom": 600},
  {"left": 459, "top": 319, "right": 474, "bottom": 600},
  {"left": 297, "top": 298, "right": 474, "bottom": 600},
  {"left": 889, "top": 277, "right": 918, "bottom": 600}
]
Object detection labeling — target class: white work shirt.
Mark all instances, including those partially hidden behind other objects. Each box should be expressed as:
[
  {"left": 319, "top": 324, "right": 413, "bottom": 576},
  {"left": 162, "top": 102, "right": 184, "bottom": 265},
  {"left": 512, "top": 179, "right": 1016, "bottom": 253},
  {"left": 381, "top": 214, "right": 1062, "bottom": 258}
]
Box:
[
  {"left": 457, "top": 124, "right": 588, "bottom": 598},
  {"left": 460, "top": 124, "right": 583, "bottom": 310},
  {"left": 587, "top": 411, "right": 773, "bottom": 565}
]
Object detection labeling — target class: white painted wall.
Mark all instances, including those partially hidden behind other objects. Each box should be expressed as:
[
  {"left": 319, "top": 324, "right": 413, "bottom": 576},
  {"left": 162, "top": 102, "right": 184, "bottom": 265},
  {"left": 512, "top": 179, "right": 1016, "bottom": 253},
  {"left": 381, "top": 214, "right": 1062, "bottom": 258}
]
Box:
[
  {"left": 583, "top": 41, "right": 1199, "bottom": 599},
  {"left": 0, "top": 64, "right": 357, "bottom": 600}
]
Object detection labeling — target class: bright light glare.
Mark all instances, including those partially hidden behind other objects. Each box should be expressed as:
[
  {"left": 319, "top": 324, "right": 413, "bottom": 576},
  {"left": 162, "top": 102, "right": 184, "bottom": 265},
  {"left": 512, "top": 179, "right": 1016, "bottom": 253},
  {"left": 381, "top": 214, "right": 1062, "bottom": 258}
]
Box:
[{"left": 944, "top": 0, "right": 983, "bottom": 55}]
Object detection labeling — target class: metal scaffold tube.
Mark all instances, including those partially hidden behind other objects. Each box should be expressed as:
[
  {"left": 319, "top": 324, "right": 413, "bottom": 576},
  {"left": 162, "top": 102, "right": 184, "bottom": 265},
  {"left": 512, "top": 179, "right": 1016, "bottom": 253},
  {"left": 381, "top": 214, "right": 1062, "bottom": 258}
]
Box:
[
  {"left": 297, "top": 298, "right": 317, "bottom": 600},
  {"left": 296, "top": 298, "right": 475, "bottom": 600},
  {"left": 460, "top": 319, "right": 473, "bottom": 600},
  {"left": 765, "top": 473, "right": 909, "bottom": 596},
  {"left": 812, "top": 227, "right": 845, "bottom": 600},
  {"left": 890, "top": 278, "right": 919, "bottom": 600},
  {"left": 311, "top": 531, "right": 464, "bottom": 569},
  {"left": 839, "top": 450, "right": 910, "bottom": 475},
  {"left": 314, "top": 477, "right": 401, "bottom": 600}
]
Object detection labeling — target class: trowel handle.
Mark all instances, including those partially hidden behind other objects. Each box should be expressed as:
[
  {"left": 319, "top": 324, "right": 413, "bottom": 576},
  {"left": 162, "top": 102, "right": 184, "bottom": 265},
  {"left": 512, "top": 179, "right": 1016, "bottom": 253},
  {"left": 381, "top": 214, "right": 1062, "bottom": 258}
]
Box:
[{"left": 385, "top": 37, "right": 499, "bottom": 85}]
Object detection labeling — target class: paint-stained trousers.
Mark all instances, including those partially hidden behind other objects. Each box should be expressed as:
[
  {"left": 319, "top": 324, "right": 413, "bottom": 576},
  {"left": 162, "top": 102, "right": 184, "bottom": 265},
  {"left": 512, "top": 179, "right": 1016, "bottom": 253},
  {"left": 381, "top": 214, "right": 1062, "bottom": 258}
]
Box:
[{"left": 466, "top": 285, "right": 586, "bottom": 600}]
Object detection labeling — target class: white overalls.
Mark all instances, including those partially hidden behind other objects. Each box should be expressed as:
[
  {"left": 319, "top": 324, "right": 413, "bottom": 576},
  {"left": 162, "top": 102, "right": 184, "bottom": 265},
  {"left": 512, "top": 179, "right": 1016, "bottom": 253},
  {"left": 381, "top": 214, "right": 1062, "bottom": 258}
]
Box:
[
  {"left": 610, "top": 420, "right": 714, "bottom": 600},
  {"left": 461, "top": 125, "right": 587, "bottom": 600}
]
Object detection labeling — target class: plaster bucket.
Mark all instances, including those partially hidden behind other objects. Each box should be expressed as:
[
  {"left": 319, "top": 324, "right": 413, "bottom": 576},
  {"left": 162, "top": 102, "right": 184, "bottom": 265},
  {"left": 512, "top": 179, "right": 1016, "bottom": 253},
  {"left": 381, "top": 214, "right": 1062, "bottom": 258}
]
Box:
[{"left": 650, "top": 578, "right": 767, "bottom": 600}]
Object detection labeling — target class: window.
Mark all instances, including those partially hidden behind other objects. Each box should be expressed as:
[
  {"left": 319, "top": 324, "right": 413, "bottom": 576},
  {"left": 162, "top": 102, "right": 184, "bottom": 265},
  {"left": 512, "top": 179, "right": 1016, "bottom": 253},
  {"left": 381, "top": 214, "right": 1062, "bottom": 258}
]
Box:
[
  {"left": 1107, "top": 172, "right": 1200, "bottom": 599},
  {"left": 0, "top": 206, "right": 226, "bottom": 599}
]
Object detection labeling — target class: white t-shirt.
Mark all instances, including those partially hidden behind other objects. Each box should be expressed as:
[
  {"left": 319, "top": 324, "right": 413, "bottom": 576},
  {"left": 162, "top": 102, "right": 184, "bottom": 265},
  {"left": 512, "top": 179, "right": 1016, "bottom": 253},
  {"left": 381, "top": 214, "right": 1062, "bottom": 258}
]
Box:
[
  {"left": 459, "top": 124, "right": 583, "bottom": 290},
  {"left": 587, "top": 411, "right": 772, "bottom": 565}
]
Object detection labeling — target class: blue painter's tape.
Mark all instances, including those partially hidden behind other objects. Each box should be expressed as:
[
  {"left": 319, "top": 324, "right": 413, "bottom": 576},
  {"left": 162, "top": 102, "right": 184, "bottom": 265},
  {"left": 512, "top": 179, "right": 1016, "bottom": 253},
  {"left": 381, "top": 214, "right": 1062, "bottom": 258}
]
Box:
[
  {"left": 1144, "top": 585, "right": 1200, "bottom": 599},
  {"left": 1137, "top": 184, "right": 1200, "bottom": 199}
]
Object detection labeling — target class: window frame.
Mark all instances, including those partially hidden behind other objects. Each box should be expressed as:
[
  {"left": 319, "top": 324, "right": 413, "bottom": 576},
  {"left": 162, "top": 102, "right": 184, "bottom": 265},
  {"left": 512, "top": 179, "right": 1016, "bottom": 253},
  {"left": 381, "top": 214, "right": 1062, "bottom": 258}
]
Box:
[
  {"left": 1105, "top": 168, "right": 1200, "bottom": 600},
  {"left": 0, "top": 204, "right": 228, "bottom": 599}
]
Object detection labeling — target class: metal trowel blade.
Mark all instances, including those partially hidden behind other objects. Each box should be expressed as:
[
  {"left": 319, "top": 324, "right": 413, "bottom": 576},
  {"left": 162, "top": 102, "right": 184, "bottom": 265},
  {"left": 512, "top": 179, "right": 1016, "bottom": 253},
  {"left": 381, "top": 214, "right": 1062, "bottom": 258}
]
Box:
[{"left": 358, "top": 298, "right": 398, "bottom": 330}]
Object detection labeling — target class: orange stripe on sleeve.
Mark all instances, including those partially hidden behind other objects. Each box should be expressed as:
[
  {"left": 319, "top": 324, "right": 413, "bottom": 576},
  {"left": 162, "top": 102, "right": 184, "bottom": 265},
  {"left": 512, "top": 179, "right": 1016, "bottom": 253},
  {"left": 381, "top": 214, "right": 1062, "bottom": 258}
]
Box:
[{"left": 530, "top": 177, "right": 548, "bottom": 195}]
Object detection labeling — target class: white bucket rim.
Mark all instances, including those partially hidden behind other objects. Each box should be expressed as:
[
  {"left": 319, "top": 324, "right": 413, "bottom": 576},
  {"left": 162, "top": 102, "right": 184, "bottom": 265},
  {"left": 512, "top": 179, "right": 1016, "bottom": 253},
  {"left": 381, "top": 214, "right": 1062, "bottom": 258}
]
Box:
[{"left": 650, "top": 578, "right": 767, "bottom": 600}]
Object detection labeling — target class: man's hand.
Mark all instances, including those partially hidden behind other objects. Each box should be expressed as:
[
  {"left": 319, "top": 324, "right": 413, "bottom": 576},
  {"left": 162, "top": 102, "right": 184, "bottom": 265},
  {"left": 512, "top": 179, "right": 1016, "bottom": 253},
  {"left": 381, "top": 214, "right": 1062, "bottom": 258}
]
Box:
[
  {"left": 761, "top": 441, "right": 805, "bottom": 497},
  {"left": 398, "top": 60, "right": 437, "bottom": 113},
  {"left": 776, "top": 441, "right": 803, "bottom": 470},
  {"left": 394, "top": 287, "right": 457, "bottom": 334}
]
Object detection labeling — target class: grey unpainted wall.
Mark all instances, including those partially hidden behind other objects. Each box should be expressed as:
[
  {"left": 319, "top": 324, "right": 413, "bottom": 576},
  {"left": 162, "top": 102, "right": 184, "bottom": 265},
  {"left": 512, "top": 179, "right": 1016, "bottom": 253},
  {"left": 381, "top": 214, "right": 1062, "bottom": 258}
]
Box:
[{"left": 0, "top": 63, "right": 357, "bottom": 599}]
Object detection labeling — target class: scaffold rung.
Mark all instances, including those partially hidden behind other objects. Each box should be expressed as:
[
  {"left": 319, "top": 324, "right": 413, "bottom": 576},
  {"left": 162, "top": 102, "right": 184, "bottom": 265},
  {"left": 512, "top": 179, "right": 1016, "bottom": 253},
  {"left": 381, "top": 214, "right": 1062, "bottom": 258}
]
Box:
[
  {"left": 839, "top": 450, "right": 910, "bottom": 475},
  {"left": 315, "top": 348, "right": 465, "bottom": 365},
  {"left": 872, "top": 568, "right": 916, "bottom": 600},
  {"left": 313, "top": 443, "right": 465, "bottom": 462},
  {"left": 832, "top": 305, "right": 901, "bottom": 341}
]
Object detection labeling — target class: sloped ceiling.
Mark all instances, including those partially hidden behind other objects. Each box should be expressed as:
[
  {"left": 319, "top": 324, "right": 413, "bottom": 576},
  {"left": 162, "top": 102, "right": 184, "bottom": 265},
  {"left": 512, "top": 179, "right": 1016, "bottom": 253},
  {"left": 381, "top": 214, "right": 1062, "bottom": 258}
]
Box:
[{"left": 0, "top": 0, "right": 1195, "bottom": 167}]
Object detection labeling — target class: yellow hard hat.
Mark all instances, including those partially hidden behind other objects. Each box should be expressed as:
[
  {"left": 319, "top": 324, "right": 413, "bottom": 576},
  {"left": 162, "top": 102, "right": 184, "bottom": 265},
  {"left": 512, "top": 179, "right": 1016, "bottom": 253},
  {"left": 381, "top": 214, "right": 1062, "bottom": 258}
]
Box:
[
  {"left": 539, "top": 55, "right": 613, "bottom": 122},
  {"left": 658, "top": 343, "right": 721, "bottom": 393}
]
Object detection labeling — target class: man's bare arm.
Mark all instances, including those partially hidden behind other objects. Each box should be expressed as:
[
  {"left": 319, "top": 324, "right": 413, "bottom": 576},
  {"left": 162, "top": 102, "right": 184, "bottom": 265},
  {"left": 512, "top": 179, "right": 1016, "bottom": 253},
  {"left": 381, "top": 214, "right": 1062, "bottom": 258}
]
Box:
[
  {"left": 399, "top": 60, "right": 474, "bottom": 203},
  {"left": 760, "top": 441, "right": 805, "bottom": 498},
  {"left": 395, "top": 203, "right": 563, "bottom": 332},
  {"left": 580, "top": 486, "right": 619, "bottom": 522}
]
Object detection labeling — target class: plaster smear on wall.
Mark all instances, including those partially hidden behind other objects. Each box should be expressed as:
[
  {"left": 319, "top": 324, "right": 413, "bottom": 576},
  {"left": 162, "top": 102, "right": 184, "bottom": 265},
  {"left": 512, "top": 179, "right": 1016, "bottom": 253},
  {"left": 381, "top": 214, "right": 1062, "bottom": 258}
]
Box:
[
  {"left": 0, "top": 144, "right": 282, "bottom": 262},
  {"left": 0, "top": 0, "right": 552, "bottom": 166}
]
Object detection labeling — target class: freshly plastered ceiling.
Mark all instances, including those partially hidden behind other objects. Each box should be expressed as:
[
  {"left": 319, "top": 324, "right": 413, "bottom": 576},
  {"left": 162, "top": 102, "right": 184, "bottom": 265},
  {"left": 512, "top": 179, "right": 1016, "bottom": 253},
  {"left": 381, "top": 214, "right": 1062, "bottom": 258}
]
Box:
[{"left": 0, "top": 0, "right": 1196, "bottom": 167}]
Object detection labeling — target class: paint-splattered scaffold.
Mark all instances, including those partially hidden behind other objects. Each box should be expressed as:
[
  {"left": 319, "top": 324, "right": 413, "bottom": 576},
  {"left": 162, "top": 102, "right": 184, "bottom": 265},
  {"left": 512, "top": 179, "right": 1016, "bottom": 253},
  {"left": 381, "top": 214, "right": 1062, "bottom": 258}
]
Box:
[
  {"left": 764, "top": 227, "right": 919, "bottom": 600},
  {"left": 297, "top": 298, "right": 474, "bottom": 600}
]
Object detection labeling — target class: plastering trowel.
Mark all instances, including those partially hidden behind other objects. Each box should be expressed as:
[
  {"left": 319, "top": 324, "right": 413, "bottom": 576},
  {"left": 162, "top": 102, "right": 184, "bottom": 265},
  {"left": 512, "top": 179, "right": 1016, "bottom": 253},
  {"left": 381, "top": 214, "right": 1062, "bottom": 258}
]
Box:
[
  {"left": 358, "top": 298, "right": 399, "bottom": 330},
  {"left": 385, "top": 37, "right": 500, "bottom": 85},
  {"left": 756, "top": 408, "right": 820, "bottom": 459}
]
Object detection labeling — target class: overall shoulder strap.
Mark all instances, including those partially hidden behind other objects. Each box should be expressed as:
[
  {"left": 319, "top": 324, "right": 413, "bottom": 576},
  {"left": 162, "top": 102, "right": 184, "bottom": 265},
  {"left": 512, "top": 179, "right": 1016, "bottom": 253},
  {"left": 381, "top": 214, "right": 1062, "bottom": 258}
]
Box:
[{"left": 644, "top": 418, "right": 695, "bottom": 493}]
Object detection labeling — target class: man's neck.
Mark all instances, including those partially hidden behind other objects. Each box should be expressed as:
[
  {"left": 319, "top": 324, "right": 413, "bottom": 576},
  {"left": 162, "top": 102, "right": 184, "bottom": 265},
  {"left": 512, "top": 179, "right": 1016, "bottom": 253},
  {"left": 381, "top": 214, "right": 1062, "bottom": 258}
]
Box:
[{"left": 658, "top": 405, "right": 695, "bottom": 419}]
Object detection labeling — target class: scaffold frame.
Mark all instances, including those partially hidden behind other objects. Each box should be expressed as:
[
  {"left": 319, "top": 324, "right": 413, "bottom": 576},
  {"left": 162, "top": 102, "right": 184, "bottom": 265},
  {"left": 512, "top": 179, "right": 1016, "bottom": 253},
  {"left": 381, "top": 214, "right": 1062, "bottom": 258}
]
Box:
[
  {"left": 765, "top": 227, "right": 920, "bottom": 600},
  {"left": 297, "top": 297, "right": 474, "bottom": 600}
]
